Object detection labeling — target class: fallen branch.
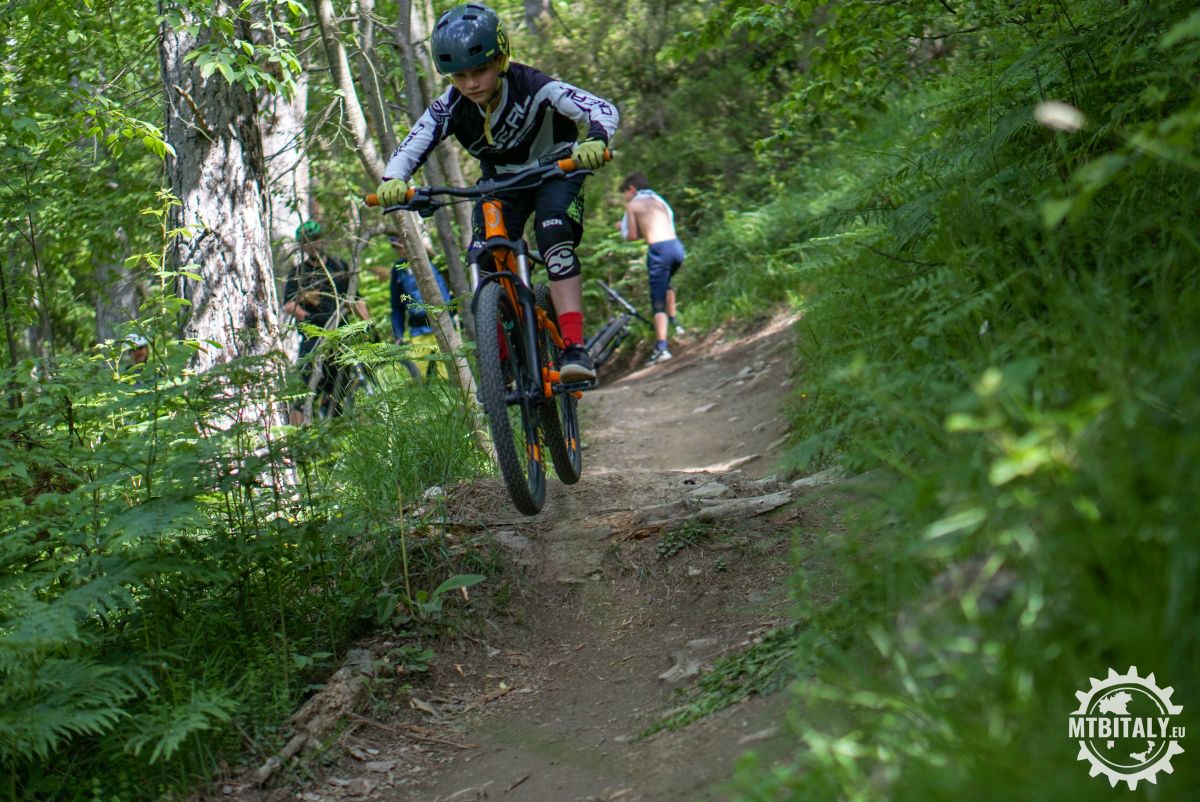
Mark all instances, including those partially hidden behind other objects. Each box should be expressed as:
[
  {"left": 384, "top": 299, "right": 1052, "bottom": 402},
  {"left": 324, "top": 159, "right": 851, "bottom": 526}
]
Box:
[{"left": 246, "top": 648, "right": 376, "bottom": 786}]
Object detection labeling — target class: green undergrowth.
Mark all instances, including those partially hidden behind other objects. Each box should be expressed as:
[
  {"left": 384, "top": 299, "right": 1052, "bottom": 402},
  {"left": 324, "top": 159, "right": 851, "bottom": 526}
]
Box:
[
  {"left": 655, "top": 521, "right": 723, "bottom": 561},
  {"left": 676, "top": 2, "right": 1200, "bottom": 800},
  {"left": 0, "top": 326, "right": 490, "bottom": 801},
  {"left": 644, "top": 623, "right": 802, "bottom": 738}
]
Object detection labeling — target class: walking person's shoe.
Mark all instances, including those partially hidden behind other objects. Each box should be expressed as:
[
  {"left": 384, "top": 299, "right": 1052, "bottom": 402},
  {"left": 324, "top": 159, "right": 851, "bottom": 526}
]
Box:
[
  {"left": 646, "top": 347, "right": 673, "bottom": 366},
  {"left": 559, "top": 344, "right": 597, "bottom": 383}
]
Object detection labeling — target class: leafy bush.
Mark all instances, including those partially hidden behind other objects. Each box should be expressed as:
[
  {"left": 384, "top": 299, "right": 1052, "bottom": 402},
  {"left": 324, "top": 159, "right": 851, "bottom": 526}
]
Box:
[
  {"left": 0, "top": 327, "right": 486, "bottom": 800},
  {"left": 678, "top": 1, "right": 1200, "bottom": 799}
]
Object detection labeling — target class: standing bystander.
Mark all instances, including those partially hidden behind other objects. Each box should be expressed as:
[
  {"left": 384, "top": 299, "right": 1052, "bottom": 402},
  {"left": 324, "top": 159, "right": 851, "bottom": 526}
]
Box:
[
  {"left": 387, "top": 236, "right": 453, "bottom": 379},
  {"left": 618, "top": 172, "right": 685, "bottom": 364}
]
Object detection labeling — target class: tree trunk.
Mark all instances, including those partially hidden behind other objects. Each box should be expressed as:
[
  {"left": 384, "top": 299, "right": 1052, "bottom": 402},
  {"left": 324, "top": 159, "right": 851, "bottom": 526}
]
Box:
[
  {"left": 258, "top": 21, "right": 311, "bottom": 370},
  {"left": 396, "top": 0, "right": 473, "bottom": 335},
  {"left": 315, "top": 0, "right": 487, "bottom": 451},
  {"left": 355, "top": 0, "right": 395, "bottom": 155},
  {"left": 158, "top": 1, "right": 281, "bottom": 371},
  {"left": 523, "top": 0, "right": 554, "bottom": 37},
  {"left": 94, "top": 228, "right": 138, "bottom": 342},
  {"left": 261, "top": 72, "right": 313, "bottom": 247},
  {"left": 411, "top": 0, "right": 475, "bottom": 253}
]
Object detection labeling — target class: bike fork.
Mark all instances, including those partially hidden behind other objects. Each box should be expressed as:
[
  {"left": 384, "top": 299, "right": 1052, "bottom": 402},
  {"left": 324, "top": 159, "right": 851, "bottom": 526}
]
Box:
[{"left": 471, "top": 255, "right": 543, "bottom": 408}]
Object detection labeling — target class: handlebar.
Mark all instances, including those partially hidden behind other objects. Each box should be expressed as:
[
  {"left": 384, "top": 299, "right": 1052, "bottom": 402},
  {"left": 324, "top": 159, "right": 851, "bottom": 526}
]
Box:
[{"left": 364, "top": 149, "right": 613, "bottom": 210}]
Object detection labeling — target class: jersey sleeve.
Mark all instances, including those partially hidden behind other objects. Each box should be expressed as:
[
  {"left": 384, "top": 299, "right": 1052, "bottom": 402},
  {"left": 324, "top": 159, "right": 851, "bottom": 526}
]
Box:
[
  {"left": 546, "top": 80, "right": 619, "bottom": 145},
  {"left": 383, "top": 88, "right": 458, "bottom": 181}
]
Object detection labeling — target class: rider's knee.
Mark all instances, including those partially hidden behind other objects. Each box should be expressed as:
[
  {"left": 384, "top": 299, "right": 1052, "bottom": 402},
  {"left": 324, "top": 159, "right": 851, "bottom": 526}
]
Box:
[{"left": 542, "top": 241, "right": 580, "bottom": 280}]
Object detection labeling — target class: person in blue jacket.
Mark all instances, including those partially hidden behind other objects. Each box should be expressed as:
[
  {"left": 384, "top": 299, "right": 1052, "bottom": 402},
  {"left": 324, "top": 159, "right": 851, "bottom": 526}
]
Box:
[{"left": 389, "top": 236, "right": 453, "bottom": 377}]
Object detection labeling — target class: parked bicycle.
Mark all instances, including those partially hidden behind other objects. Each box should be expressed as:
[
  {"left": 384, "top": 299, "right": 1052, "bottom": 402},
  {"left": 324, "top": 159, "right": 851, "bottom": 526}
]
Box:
[
  {"left": 315, "top": 358, "right": 378, "bottom": 420},
  {"left": 586, "top": 280, "right": 653, "bottom": 370},
  {"left": 366, "top": 154, "right": 609, "bottom": 515}
]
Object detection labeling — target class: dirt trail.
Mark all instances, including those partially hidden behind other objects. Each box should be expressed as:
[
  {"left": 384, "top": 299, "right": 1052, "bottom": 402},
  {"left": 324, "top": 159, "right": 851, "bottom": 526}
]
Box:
[{"left": 258, "top": 313, "right": 811, "bottom": 802}]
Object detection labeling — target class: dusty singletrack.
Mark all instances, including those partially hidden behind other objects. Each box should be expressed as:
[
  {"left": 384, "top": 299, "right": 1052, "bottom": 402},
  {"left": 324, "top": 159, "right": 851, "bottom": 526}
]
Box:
[{"left": 240, "top": 312, "right": 827, "bottom": 802}]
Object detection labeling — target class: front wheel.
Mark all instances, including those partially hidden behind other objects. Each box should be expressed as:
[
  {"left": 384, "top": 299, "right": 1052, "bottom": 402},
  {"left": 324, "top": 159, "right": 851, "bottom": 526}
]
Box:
[
  {"left": 474, "top": 281, "right": 546, "bottom": 515},
  {"left": 535, "top": 284, "right": 583, "bottom": 485}
]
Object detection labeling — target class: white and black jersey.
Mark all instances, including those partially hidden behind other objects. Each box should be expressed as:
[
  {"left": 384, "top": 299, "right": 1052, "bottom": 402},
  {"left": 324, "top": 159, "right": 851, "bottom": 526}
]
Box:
[{"left": 383, "top": 63, "right": 619, "bottom": 181}]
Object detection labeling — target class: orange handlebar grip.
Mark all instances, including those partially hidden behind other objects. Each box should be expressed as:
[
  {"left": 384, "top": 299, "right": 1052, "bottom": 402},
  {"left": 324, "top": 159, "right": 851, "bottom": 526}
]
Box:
[
  {"left": 365, "top": 186, "right": 416, "bottom": 207},
  {"left": 556, "top": 149, "right": 614, "bottom": 172}
]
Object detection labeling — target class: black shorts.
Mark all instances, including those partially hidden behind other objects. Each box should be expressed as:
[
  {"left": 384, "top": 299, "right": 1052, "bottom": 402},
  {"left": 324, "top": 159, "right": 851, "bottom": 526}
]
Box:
[{"left": 471, "top": 174, "right": 586, "bottom": 280}]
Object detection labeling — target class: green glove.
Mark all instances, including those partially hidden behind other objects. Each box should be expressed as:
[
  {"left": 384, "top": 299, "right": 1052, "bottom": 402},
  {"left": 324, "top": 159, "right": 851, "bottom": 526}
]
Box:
[
  {"left": 375, "top": 178, "right": 412, "bottom": 207},
  {"left": 571, "top": 139, "right": 607, "bottom": 170}
]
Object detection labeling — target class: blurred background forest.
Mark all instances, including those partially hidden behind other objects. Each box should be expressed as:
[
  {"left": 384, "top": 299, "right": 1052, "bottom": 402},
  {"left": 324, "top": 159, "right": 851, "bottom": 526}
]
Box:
[{"left": 1, "top": 0, "right": 1197, "bottom": 799}]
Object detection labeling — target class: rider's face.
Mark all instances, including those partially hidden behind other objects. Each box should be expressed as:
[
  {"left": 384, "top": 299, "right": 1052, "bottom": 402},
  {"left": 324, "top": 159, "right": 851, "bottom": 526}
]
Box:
[{"left": 451, "top": 59, "right": 502, "bottom": 107}]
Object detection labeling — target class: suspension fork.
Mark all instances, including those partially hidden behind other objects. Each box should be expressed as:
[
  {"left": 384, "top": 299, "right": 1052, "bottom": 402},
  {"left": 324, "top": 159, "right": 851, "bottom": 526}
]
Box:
[{"left": 472, "top": 198, "right": 543, "bottom": 403}]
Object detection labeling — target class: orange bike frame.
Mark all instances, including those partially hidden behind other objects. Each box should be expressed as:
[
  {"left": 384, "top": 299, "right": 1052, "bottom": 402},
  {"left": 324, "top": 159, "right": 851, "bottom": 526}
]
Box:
[
  {"left": 477, "top": 196, "right": 566, "bottom": 348},
  {"left": 477, "top": 198, "right": 568, "bottom": 395}
]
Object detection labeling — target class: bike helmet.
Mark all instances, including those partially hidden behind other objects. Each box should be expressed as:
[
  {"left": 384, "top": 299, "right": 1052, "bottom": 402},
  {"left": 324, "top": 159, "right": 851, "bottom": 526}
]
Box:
[
  {"left": 295, "top": 220, "right": 323, "bottom": 242},
  {"left": 430, "top": 4, "right": 510, "bottom": 75}
]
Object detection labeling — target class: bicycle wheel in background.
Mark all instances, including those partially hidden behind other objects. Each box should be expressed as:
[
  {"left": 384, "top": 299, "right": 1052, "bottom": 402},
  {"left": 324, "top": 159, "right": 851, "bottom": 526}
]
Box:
[
  {"left": 534, "top": 284, "right": 583, "bottom": 484},
  {"left": 318, "top": 362, "right": 367, "bottom": 419},
  {"left": 475, "top": 281, "right": 546, "bottom": 515},
  {"left": 400, "top": 359, "right": 423, "bottom": 383}
]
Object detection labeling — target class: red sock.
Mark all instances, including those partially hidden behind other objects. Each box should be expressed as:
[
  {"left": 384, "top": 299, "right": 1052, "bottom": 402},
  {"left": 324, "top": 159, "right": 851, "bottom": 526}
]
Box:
[{"left": 558, "top": 311, "right": 583, "bottom": 347}]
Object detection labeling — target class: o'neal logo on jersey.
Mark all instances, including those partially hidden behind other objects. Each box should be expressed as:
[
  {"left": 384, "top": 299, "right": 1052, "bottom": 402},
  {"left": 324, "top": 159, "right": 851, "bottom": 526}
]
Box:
[
  {"left": 489, "top": 97, "right": 534, "bottom": 149},
  {"left": 563, "top": 89, "right": 616, "bottom": 122}
]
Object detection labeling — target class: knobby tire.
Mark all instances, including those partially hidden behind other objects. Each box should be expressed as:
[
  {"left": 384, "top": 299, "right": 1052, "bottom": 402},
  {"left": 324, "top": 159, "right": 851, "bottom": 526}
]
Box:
[
  {"left": 475, "top": 281, "right": 546, "bottom": 515},
  {"left": 535, "top": 284, "right": 583, "bottom": 484}
]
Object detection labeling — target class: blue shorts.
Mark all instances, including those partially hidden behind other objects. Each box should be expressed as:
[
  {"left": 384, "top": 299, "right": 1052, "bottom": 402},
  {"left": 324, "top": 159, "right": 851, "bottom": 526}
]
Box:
[{"left": 646, "top": 239, "right": 685, "bottom": 313}]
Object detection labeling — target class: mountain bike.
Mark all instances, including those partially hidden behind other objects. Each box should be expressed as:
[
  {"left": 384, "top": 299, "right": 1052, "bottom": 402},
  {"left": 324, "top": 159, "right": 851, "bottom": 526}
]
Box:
[
  {"left": 366, "top": 154, "right": 609, "bottom": 515},
  {"left": 586, "top": 280, "right": 653, "bottom": 370},
  {"left": 316, "top": 358, "right": 378, "bottom": 420}
]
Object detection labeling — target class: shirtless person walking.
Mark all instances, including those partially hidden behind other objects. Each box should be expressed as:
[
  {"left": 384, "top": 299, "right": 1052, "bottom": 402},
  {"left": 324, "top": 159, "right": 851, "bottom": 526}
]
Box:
[{"left": 619, "top": 172, "right": 685, "bottom": 364}]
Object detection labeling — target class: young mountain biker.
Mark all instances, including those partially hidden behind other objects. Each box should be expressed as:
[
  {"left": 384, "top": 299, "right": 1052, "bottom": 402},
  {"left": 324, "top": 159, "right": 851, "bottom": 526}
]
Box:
[
  {"left": 373, "top": 2, "right": 619, "bottom": 383},
  {"left": 619, "top": 172, "right": 685, "bottom": 364}
]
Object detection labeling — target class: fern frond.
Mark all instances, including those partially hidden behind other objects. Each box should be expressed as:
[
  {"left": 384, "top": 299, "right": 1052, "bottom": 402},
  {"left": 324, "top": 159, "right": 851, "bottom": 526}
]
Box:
[
  {"left": 0, "top": 659, "right": 149, "bottom": 762},
  {"left": 123, "top": 688, "right": 236, "bottom": 765}
]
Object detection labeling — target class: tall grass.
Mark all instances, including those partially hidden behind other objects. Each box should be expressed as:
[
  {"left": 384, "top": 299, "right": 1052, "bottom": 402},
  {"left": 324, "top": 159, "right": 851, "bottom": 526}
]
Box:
[
  {"left": 674, "top": 1, "right": 1200, "bottom": 799},
  {"left": 0, "top": 322, "right": 486, "bottom": 800}
]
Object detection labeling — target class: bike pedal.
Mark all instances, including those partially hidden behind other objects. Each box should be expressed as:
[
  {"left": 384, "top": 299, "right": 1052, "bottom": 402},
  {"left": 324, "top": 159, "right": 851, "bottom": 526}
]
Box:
[{"left": 557, "top": 379, "right": 597, "bottom": 393}]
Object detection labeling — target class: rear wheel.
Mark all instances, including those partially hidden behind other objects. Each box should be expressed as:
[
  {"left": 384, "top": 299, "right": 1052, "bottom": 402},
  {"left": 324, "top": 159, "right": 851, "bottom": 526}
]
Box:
[
  {"left": 535, "top": 284, "right": 583, "bottom": 485},
  {"left": 586, "top": 313, "right": 632, "bottom": 369},
  {"left": 475, "top": 281, "right": 545, "bottom": 515}
]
